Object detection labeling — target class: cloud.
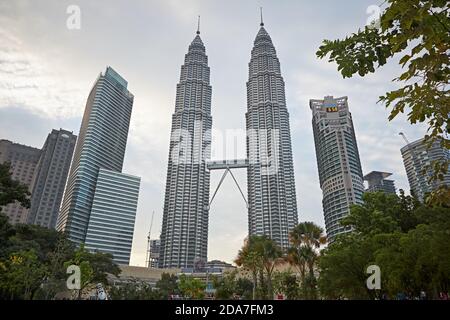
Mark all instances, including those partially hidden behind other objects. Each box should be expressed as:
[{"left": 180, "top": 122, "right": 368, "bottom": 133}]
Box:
[
  {"left": 0, "top": 0, "right": 430, "bottom": 266},
  {"left": 0, "top": 27, "right": 86, "bottom": 119}
]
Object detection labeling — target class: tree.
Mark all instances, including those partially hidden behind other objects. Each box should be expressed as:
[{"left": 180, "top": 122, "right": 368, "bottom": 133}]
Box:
[
  {"left": 273, "top": 271, "right": 300, "bottom": 300},
  {"left": 318, "top": 235, "right": 376, "bottom": 299},
  {"left": 63, "top": 244, "right": 119, "bottom": 299},
  {"left": 178, "top": 274, "right": 206, "bottom": 300},
  {"left": 0, "top": 213, "right": 14, "bottom": 258},
  {"left": 7, "top": 223, "right": 66, "bottom": 263},
  {"left": 109, "top": 279, "right": 163, "bottom": 300},
  {"left": 64, "top": 244, "right": 94, "bottom": 299},
  {"left": 88, "top": 250, "right": 121, "bottom": 284},
  {"left": 316, "top": 0, "right": 449, "bottom": 202},
  {"left": 212, "top": 272, "right": 236, "bottom": 300},
  {"left": 0, "top": 216, "right": 76, "bottom": 300},
  {"left": 0, "top": 249, "right": 47, "bottom": 300},
  {"left": 235, "top": 239, "right": 262, "bottom": 300},
  {"left": 235, "top": 235, "right": 282, "bottom": 300},
  {"left": 287, "top": 222, "right": 326, "bottom": 299},
  {"left": 40, "top": 236, "right": 76, "bottom": 300},
  {"left": 211, "top": 270, "right": 254, "bottom": 300},
  {"left": 156, "top": 273, "right": 179, "bottom": 299},
  {"left": 318, "top": 191, "right": 450, "bottom": 299},
  {"left": 251, "top": 236, "right": 283, "bottom": 299},
  {"left": 234, "top": 278, "right": 254, "bottom": 300},
  {"left": 0, "top": 162, "right": 30, "bottom": 211},
  {"left": 374, "top": 205, "right": 450, "bottom": 298},
  {"left": 0, "top": 212, "right": 119, "bottom": 300}
]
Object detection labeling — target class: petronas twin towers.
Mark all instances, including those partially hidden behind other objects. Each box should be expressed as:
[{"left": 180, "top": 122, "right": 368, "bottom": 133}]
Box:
[{"left": 159, "top": 18, "right": 298, "bottom": 268}]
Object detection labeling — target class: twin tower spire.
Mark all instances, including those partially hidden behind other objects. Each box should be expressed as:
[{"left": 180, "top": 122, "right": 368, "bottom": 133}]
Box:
[
  {"left": 195, "top": 8, "right": 264, "bottom": 36},
  {"left": 159, "top": 10, "right": 298, "bottom": 268}
]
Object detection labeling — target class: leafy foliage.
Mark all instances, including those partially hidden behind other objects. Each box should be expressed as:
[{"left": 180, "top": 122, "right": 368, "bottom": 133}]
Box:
[
  {"left": 287, "top": 222, "right": 326, "bottom": 299},
  {"left": 155, "top": 272, "right": 180, "bottom": 298},
  {"left": 235, "top": 235, "right": 282, "bottom": 299},
  {"left": 318, "top": 191, "right": 450, "bottom": 299},
  {"left": 178, "top": 274, "right": 206, "bottom": 300},
  {"left": 272, "top": 271, "right": 300, "bottom": 300},
  {"left": 109, "top": 280, "right": 163, "bottom": 300},
  {"left": 316, "top": 0, "right": 449, "bottom": 201},
  {"left": 0, "top": 211, "right": 119, "bottom": 300},
  {"left": 212, "top": 270, "right": 253, "bottom": 300},
  {"left": 0, "top": 249, "right": 47, "bottom": 300},
  {"left": 0, "top": 162, "right": 30, "bottom": 210}
]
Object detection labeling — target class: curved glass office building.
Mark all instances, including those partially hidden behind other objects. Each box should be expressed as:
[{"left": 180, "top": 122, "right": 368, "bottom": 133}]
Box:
[{"left": 57, "top": 67, "right": 139, "bottom": 264}]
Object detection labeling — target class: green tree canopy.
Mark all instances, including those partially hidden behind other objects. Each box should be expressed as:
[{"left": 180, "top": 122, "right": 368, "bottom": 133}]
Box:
[
  {"left": 0, "top": 212, "right": 120, "bottom": 300},
  {"left": 0, "top": 249, "right": 47, "bottom": 300},
  {"left": 318, "top": 191, "right": 450, "bottom": 299},
  {"left": 236, "top": 235, "right": 282, "bottom": 300},
  {"left": 109, "top": 279, "right": 163, "bottom": 300},
  {"left": 178, "top": 274, "right": 206, "bottom": 300},
  {"left": 156, "top": 272, "right": 179, "bottom": 298},
  {"left": 0, "top": 162, "right": 30, "bottom": 210}
]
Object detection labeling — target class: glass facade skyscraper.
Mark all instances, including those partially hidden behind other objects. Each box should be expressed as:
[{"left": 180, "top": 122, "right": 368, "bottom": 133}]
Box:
[
  {"left": 310, "top": 96, "right": 364, "bottom": 241},
  {"left": 57, "top": 67, "right": 139, "bottom": 264},
  {"left": 159, "top": 30, "right": 212, "bottom": 268},
  {"left": 246, "top": 22, "right": 298, "bottom": 250},
  {"left": 84, "top": 169, "right": 140, "bottom": 265},
  {"left": 401, "top": 138, "right": 450, "bottom": 201}
]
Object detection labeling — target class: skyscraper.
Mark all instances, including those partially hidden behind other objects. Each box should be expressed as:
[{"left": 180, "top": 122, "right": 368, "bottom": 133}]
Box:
[
  {"left": 148, "top": 239, "right": 161, "bottom": 268},
  {"left": 57, "top": 67, "right": 140, "bottom": 264},
  {"left": 246, "top": 19, "right": 298, "bottom": 249},
  {"left": 310, "top": 96, "right": 364, "bottom": 241},
  {"left": 363, "top": 171, "right": 396, "bottom": 194},
  {"left": 84, "top": 169, "right": 140, "bottom": 265},
  {"left": 0, "top": 140, "right": 41, "bottom": 224},
  {"left": 159, "top": 27, "right": 212, "bottom": 268},
  {"left": 27, "top": 129, "right": 77, "bottom": 229},
  {"left": 400, "top": 137, "right": 450, "bottom": 201}
]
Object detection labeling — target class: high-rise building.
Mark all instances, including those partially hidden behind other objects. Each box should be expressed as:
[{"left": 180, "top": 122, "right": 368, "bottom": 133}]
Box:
[
  {"left": 400, "top": 138, "right": 450, "bottom": 201},
  {"left": 246, "top": 20, "right": 298, "bottom": 249},
  {"left": 57, "top": 67, "right": 140, "bottom": 264},
  {"left": 363, "top": 171, "right": 396, "bottom": 194},
  {"left": 148, "top": 239, "right": 161, "bottom": 268},
  {"left": 84, "top": 169, "right": 140, "bottom": 265},
  {"left": 0, "top": 140, "right": 41, "bottom": 224},
  {"left": 310, "top": 96, "right": 364, "bottom": 241},
  {"left": 27, "top": 129, "right": 77, "bottom": 229},
  {"left": 159, "top": 27, "right": 212, "bottom": 268}
]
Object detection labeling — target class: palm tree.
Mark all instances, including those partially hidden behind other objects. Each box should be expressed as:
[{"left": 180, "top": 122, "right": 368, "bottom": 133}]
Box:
[
  {"left": 254, "top": 236, "right": 283, "bottom": 299},
  {"left": 286, "top": 245, "right": 308, "bottom": 281},
  {"left": 235, "top": 238, "right": 262, "bottom": 300},
  {"left": 235, "top": 235, "right": 283, "bottom": 300},
  {"left": 287, "top": 222, "right": 326, "bottom": 298},
  {"left": 289, "top": 222, "right": 327, "bottom": 249}
]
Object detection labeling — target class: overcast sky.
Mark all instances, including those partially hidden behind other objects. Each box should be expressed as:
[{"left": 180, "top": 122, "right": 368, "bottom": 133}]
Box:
[{"left": 0, "top": 0, "right": 426, "bottom": 266}]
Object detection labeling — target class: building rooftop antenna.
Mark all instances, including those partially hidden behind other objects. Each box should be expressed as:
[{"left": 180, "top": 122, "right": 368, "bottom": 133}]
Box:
[
  {"left": 260, "top": 7, "right": 264, "bottom": 26},
  {"left": 197, "top": 15, "right": 200, "bottom": 35}
]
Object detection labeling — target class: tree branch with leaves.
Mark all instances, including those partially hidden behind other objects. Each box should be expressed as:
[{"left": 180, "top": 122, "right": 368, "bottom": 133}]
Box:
[{"left": 316, "top": 0, "right": 449, "bottom": 203}]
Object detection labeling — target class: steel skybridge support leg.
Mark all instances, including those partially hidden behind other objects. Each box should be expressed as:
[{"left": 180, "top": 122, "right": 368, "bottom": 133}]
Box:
[
  {"left": 228, "top": 168, "right": 248, "bottom": 208},
  {"left": 208, "top": 167, "right": 248, "bottom": 209},
  {"left": 209, "top": 168, "right": 229, "bottom": 208}
]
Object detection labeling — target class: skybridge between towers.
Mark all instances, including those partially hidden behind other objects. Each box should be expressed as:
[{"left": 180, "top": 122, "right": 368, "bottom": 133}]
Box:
[{"left": 206, "top": 159, "right": 249, "bottom": 209}]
